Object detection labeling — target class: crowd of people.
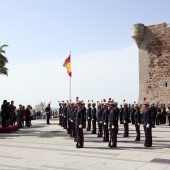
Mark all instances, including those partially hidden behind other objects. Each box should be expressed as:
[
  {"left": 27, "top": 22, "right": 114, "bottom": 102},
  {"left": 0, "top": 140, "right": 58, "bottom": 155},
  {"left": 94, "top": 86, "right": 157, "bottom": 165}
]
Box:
[
  {"left": 57, "top": 99, "right": 170, "bottom": 148},
  {"left": 0, "top": 100, "right": 34, "bottom": 128}
]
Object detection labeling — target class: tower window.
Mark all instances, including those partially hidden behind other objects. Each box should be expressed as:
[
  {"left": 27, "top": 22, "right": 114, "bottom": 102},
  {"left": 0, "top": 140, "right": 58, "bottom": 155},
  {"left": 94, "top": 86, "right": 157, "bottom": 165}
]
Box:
[{"left": 165, "top": 82, "right": 167, "bottom": 87}]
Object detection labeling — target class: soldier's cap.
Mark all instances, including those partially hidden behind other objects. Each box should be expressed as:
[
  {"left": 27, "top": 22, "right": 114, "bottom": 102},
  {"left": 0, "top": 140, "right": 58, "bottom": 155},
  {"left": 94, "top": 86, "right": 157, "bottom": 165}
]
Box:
[
  {"left": 97, "top": 103, "right": 102, "bottom": 107},
  {"left": 92, "top": 103, "right": 96, "bottom": 106},
  {"left": 124, "top": 103, "right": 128, "bottom": 106},
  {"left": 103, "top": 102, "right": 108, "bottom": 106},
  {"left": 76, "top": 101, "right": 83, "bottom": 104},
  {"left": 61, "top": 101, "right": 66, "bottom": 105},
  {"left": 143, "top": 101, "right": 150, "bottom": 106},
  {"left": 135, "top": 104, "right": 140, "bottom": 108}
]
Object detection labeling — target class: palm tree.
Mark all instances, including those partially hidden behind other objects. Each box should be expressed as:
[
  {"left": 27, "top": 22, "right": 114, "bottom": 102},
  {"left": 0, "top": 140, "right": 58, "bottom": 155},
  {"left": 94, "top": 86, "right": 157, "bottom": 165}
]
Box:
[{"left": 0, "top": 44, "right": 8, "bottom": 76}]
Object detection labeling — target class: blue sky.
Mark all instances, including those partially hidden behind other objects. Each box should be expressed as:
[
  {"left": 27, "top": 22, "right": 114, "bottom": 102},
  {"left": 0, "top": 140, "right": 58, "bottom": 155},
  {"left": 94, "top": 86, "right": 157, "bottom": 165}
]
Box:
[{"left": 0, "top": 0, "right": 170, "bottom": 107}]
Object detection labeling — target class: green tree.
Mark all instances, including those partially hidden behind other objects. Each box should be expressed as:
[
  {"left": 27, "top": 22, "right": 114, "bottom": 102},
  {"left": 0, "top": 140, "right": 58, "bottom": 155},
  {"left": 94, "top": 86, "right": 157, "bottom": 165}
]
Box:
[{"left": 0, "top": 44, "right": 8, "bottom": 76}]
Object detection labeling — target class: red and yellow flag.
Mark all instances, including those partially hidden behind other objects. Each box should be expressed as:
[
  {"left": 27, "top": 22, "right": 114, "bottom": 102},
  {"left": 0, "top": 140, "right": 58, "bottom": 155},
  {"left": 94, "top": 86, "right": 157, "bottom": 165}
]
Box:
[{"left": 63, "top": 55, "right": 72, "bottom": 77}]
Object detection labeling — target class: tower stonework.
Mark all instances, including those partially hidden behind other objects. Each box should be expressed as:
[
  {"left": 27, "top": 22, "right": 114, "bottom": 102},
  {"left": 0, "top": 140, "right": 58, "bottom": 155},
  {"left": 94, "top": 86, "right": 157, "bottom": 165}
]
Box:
[{"left": 131, "top": 22, "right": 170, "bottom": 104}]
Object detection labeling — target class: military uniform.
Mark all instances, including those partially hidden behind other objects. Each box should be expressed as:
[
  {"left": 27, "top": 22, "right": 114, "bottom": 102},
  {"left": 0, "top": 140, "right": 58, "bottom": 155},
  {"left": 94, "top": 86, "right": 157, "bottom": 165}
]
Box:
[
  {"left": 134, "top": 105, "right": 141, "bottom": 141},
  {"left": 91, "top": 103, "right": 97, "bottom": 134},
  {"left": 102, "top": 104, "right": 109, "bottom": 141},
  {"left": 123, "top": 103, "right": 130, "bottom": 137},
  {"left": 63, "top": 104, "right": 67, "bottom": 129},
  {"left": 67, "top": 105, "right": 71, "bottom": 134},
  {"left": 150, "top": 104, "right": 157, "bottom": 128},
  {"left": 108, "top": 103, "right": 118, "bottom": 147},
  {"left": 75, "top": 101, "right": 84, "bottom": 148},
  {"left": 82, "top": 104, "right": 86, "bottom": 128},
  {"left": 59, "top": 103, "right": 62, "bottom": 125},
  {"left": 1, "top": 100, "right": 7, "bottom": 127},
  {"left": 97, "top": 104, "right": 103, "bottom": 137},
  {"left": 86, "top": 104, "right": 92, "bottom": 131},
  {"left": 143, "top": 102, "right": 152, "bottom": 147}
]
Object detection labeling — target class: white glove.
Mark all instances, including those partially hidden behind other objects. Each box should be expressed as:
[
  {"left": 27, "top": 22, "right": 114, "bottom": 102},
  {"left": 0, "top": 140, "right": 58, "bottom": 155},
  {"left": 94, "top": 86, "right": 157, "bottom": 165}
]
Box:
[
  {"left": 79, "top": 124, "right": 82, "bottom": 128},
  {"left": 104, "top": 122, "right": 106, "bottom": 125},
  {"left": 71, "top": 120, "right": 73, "bottom": 122},
  {"left": 92, "top": 119, "right": 94, "bottom": 121},
  {"left": 146, "top": 124, "right": 150, "bottom": 128},
  {"left": 138, "top": 123, "right": 140, "bottom": 125},
  {"left": 124, "top": 120, "right": 126, "bottom": 123},
  {"left": 100, "top": 121, "right": 102, "bottom": 124},
  {"left": 88, "top": 117, "right": 90, "bottom": 119},
  {"left": 112, "top": 125, "right": 114, "bottom": 129},
  {"left": 64, "top": 116, "right": 66, "bottom": 118},
  {"left": 62, "top": 114, "right": 63, "bottom": 116}
]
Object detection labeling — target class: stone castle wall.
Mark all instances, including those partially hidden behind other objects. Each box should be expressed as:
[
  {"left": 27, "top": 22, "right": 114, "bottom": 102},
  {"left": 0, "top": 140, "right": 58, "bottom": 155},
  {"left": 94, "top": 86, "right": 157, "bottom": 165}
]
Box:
[{"left": 131, "top": 22, "right": 170, "bottom": 104}]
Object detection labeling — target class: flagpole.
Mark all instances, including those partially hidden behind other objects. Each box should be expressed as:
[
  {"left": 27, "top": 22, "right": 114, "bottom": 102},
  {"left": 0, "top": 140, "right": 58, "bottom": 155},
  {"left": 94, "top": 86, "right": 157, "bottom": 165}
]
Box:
[{"left": 69, "top": 51, "right": 71, "bottom": 101}]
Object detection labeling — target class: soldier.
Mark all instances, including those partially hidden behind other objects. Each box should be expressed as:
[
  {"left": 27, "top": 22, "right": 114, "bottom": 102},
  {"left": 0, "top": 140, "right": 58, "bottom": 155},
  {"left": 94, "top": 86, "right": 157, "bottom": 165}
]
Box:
[
  {"left": 143, "top": 102, "right": 152, "bottom": 147},
  {"left": 131, "top": 104, "right": 135, "bottom": 124},
  {"left": 123, "top": 103, "right": 130, "bottom": 137},
  {"left": 102, "top": 102, "right": 109, "bottom": 142},
  {"left": 91, "top": 102, "right": 97, "bottom": 134},
  {"left": 75, "top": 101, "right": 84, "bottom": 148},
  {"left": 69, "top": 102, "right": 74, "bottom": 137},
  {"left": 67, "top": 102, "right": 71, "bottom": 134},
  {"left": 86, "top": 102, "right": 92, "bottom": 131},
  {"left": 119, "top": 104, "right": 123, "bottom": 124},
  {"left": 150, "top": 102, "right": 157, "bottom": 128},
  {"left": 97, "top": 103, "right": 103, "bottom": 137},
  {"left": 82, "top": 103, "right": 86, "bottom": 128},
  {"left": 134, "top": 104, "right": 141, "bottom": 141},
  {"left": 58, "top": 102, "right": 62, "bottom": 125},
  {"left": 73, "top": 104, "right": 78, "bottom": 141},
  {"left": 62, "top": 102, "right": 67, "bottom": 129},
  {"left": 45, "top": 103, "right": 51, "bottom": 125},
  {"left": 108, "top": 102, "right": 118, "bottom": 147},
  {"left": 156, "top": 105, "right": 161, "bottom": 125},
  {"left": 114, "top": 102, "right": 119, "bottom": 134}
]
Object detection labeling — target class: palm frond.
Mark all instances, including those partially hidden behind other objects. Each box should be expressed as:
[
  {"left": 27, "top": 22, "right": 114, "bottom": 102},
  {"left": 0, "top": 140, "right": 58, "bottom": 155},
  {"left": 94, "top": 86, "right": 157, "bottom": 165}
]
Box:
[
  {"left": 0, "top": 54, "right": 8, "bottom": 65},
  {"left": 0, "top": 66, "right": 8, "bottom": 76},
  {"left": 0, "top": 44, "right": 8, "bottom": 49}
]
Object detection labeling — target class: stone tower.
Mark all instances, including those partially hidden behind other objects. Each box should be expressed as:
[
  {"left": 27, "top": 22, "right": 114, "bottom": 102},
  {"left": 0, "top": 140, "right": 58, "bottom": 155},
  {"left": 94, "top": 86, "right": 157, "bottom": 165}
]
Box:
[{"left": 131, "top": 22, "right": 170, "bottom": 104}]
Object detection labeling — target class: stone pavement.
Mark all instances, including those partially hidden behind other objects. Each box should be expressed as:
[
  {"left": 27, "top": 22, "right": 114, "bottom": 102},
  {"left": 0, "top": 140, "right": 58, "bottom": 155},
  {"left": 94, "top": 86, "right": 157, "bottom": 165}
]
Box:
[{"left": 0, "top": 120, "right": 170, "bottom": 170}]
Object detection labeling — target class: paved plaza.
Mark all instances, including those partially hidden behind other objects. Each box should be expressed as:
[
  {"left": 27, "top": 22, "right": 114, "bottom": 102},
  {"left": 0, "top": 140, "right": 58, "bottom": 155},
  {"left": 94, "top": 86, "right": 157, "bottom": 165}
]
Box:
[{"left": 0, "top": 120, "right": 170, "bottom": 170}]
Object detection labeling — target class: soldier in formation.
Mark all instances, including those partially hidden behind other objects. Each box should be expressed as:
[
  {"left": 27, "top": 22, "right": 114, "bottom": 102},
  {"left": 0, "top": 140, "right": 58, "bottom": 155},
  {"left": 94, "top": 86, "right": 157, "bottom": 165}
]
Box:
[{"left": 57, "top": 99, "right": 170, "bottom": 149}]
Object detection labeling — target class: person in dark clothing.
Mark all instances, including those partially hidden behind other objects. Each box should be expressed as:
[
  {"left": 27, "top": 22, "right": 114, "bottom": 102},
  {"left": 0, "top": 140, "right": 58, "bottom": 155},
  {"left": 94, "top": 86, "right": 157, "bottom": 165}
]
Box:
[
  {"left": 91, "top": 103, "right": 97, "bottom": 134},
  {"left": 62, "top": 103, "right": 67, "bottom": 129},
  {"left": 108, "top": 102, "right": 118, "bottom": 147},
  {"left": 1, "top": 100, "right": 8, "bottom": 127},
  {"left": 131, "top": 104, "right": 135, "bottom": 125},
  {"left": 75, "top": 101, "right": 84, "bottom": 148},
  {"left": 143, "top": 102, "right": 152, "bottom": 147},
  {"left": 119, "top": 105, "right": 123, "bottom": 124},
  {"left": 86, "top": 103, "right": 92, "bottom": 131},
  {"left": 150, "top": 103, "right": 157, "bottom": 128},
  {"left": 58, "top": 102, "right": 62, "bottom": 125},
  {"left": 82, "top": 103, "right": 86, "bottom": 128},
  {"left": 97, "top": 103, "right": 103, "bottom": 137},
  {"left": 26, "top": 105, "right": 31, "bottom": 127},
  {"left": 123, "top": 103, "right": 130, "bottom": 137},
  {"left": 102, "top": 103, "right": 109, "bottom": 142},
  {"left": 45, "top": 103, "right": 51, "bottom": 124},
  {"left": 134, "top": 104, "right": 141, "bottom": 141}
]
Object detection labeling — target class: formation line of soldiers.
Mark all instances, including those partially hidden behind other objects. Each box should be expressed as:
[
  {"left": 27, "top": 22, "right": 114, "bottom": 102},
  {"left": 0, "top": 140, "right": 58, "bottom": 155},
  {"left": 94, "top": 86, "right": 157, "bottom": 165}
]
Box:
[{"left": 57, "top": 98, "right": 154, "bottom": 148}]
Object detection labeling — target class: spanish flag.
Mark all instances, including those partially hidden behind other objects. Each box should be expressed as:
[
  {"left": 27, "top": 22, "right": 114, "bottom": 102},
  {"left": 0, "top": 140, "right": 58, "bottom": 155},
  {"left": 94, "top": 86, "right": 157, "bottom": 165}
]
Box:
[{"left": 63, "top": 55, "right": 72, "bottom": 77}]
